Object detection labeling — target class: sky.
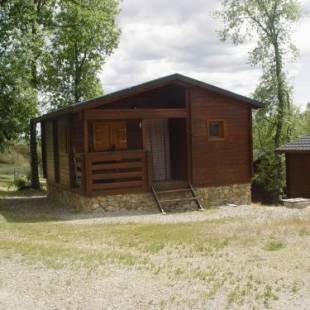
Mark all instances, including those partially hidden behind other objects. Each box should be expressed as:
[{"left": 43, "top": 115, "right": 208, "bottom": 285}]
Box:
[{"left": 101, "top": 0, "right": 310, "bottom": 110}]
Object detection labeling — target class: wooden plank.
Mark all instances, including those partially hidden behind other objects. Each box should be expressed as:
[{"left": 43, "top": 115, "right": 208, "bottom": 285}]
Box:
[
  {"left": 186, "top": 87, "right": 192, "bottom": 183},
  {"left": 84, "top": 108, "right": 188, "bottom": 120},
  {"left": 88, "top": 150, "right": 144, "bottom": 162},
  {"left": 40, "top": 121, "right": 47, "bottom": 178},
  {"left": 92, "top": 161, "right": 143, "bottom": 171},
  {"left": 92, "top": 180, "right": 144, "bottom": 190},
  {"left": 92, "top": 171, "right": 142, "bottom": 180},
  {"left": 53, "top": 120, "right": 60, "bottom": 183}
]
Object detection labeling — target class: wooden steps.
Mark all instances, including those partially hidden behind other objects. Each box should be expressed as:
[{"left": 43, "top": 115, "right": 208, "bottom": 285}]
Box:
[{"left": 151, "top": 181, "right": 203, "bottom": 214}]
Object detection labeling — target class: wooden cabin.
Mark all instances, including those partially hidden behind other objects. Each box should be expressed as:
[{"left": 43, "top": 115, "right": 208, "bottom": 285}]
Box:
[
  {"left": 32, "top": 74, "right": 262, "bottom": 213},
  {"left": 277, "top": 135, "right": 310, "bottom": 199}
]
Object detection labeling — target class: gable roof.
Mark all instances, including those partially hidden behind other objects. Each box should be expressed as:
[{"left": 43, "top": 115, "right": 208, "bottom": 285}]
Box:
[
  {"left": 34, "top": 73, "right": 263, "bottom": 122},
  {"left": 277, "top": 135, "right": 310, "bottom": 153}
]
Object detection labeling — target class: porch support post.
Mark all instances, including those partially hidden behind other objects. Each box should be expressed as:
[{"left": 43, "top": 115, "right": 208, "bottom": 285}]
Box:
[
  {"left": 82, "top": 114, "right": 91, "bottom": 195},
  {"left": 142, "top": 120, "right": 152, "bottom": 189},
  {"left": 30, "top": 119, "right": 40, "bottom": 189}
]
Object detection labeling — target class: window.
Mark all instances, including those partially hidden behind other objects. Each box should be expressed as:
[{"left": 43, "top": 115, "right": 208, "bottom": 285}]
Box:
[
  {"left": 208, "top": 120, "right": 225, "bottom": 140},
  {"left": 92, "top": 121, "right": 127, "bottom": 151}
]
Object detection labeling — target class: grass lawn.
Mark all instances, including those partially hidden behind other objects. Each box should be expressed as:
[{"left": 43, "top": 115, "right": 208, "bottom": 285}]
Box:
[{"left": 0, "top": 179, "right": 309, "bottom": 309}]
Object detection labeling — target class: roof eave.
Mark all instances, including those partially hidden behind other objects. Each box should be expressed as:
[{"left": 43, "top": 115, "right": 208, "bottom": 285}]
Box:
[{"left": 32, "top": 73, "right": 263, "bottom": 123}]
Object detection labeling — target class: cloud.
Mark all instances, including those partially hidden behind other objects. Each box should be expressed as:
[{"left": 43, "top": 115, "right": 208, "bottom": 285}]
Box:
[{"left": 101, "top": 0, "right": 310, "bottom": 109}]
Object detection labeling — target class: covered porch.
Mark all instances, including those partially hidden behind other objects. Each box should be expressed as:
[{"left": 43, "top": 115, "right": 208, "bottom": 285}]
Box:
[{"left": 72, "top": 107, "right": 190, "bottom": 197}]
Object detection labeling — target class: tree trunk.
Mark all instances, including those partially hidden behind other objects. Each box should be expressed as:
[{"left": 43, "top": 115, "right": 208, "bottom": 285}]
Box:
[
  {"left": 272, "top": 39, "right": 285, "bottom": 203},
  {"left": 29, "top": 0, "right": 40, "bottom": 189},
  {"left": 30, "top": 119, "right": 40, "bottom": 189}
]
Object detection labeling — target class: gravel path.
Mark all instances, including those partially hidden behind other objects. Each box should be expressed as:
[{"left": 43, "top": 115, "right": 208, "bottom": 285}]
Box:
[
  {"left": 61, "top": 204, "right": 310, "bottom": 225},
  {"left": 1, "top": 200, "right": 309, "bottom": 310}
]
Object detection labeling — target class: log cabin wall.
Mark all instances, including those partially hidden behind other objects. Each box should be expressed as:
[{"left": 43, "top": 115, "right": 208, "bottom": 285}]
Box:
[
  {"left": 286, "top": 153, "right": 310, "bottom": 198},
  {"left": 44, "top": 120, "right": 55, "bottom": 183},
  {"left": 96, "top": 84, "right": 186, "bottom": 110},
  {"left": 57, "top": 116, "right": 70, "bottom": 188},
  {"left": 126, "top": 120, "right": 143, "bottom": 150},
  {"left": 44, "top": 117, "right": 71, "bottom": 188},
  {"left": 190, "top": 87, "right": 252, "bottom": 187},
  {"left": 71, "top": 118, "right": 84, "bottom": 153}
]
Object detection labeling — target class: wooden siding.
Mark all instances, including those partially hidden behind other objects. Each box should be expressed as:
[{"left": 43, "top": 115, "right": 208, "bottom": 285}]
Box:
[
  {"left": 57, "top": 117, "right": 70, "bottom": 188},
  {"left": 44, "top": 118, "right": 70, "bottom": 187},
  {"left": 71, "top": 119, "right": 84, "bottom": 153},
  {"left": 42, "top": 84, "right": 255, "bottom": 196},
  {"left": 44, "top": 120, "right": 55, "bottom": 183},
  {"left": 286, "top": 153, "right": 310, "bottom": 198},
  {"left": 190, "top": 87, "right": 252, "bottom": 187},
  {"left": 97, "top": 84, "right": 186, "bottom": 109},
  {"left": 127, "top": 120, "right": 143, "bottom": 150}
]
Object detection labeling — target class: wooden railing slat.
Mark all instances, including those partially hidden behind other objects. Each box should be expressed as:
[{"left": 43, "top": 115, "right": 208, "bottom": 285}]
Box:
[
  {"left": 92, "top": 161, "right": 142, "bottom": 171},
  {"left": 92, "top": 171, "right": 142, "bottom": 180},
  {"left": 85, "top": 150, "right": 148, "bottom": 194}
]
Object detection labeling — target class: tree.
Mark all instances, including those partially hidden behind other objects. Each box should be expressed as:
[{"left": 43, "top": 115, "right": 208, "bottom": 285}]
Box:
[
  {"left": 216, "top": 0, "right": 301, "bottom": 201},
  {"left": 0, "top": 1, "right": 40, "bottom": 150},
  {"left": 0, "top": 50, "right": 37, "bottom": 151},
  {"left": 0, "top": 0, "right": 120, "bottom": 187},
  {"left": 44, "top": 0, "right": 120, "bottom": 108},
  {"left": 299, "top": 103, "right": 310, "bottom": 134}
]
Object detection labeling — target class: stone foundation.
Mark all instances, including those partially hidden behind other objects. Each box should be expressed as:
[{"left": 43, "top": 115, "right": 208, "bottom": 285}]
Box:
[
  {"left": 47, "top": 182, "right": 251, "bottom": 212},
  {"left": 196, "top": 183, "right": 251, "bottom": 207},
  {"left": 47, "top": 183, "right": 157, "bottom": 212}
]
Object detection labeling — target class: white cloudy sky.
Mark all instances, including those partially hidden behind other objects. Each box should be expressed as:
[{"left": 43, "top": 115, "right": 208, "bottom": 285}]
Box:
[{"left": 101, "top": 0, "right": 310, "bottom": 110}]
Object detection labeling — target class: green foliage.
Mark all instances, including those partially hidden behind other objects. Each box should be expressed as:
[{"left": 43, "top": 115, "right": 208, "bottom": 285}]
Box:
[
  {"left": 217, "top": 0, "right": 302, "bottom": 200},
  {"left": 0, "top": 0, "right": 120, "bottom": 149},
  {"left": 44, "top": 0, "right": 120, "bottom": 108},
  {"left": 11, "top": 175, "right": 31, "bottom": 191},
  {"left": 298, "top": 103, "right": 310, "bottom": 134}
]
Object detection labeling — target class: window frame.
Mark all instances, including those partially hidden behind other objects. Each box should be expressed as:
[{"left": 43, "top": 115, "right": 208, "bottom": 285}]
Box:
[{"left": 207, "top": 120, "right": 226, "bottom": 141}]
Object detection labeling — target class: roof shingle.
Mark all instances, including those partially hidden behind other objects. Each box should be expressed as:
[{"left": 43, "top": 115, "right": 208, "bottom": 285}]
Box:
[{"left": 277, "top": 135, "right": 310, "bottom": 153}]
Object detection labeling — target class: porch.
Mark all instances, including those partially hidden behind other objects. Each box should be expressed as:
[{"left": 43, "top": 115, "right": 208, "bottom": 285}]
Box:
[{"left": 71, "top": 110, "right": 190, "bottom": 197}]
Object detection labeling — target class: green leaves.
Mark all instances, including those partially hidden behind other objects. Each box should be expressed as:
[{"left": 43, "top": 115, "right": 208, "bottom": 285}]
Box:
[
  {"left": 0, "top": 0, "right": 120, "bottom": 148},
  {"left": 43, "top": 0, "right": 120, "bottom": 108},
  {"left": 216, "top": 0, "right": 302, "bottom": 200}
]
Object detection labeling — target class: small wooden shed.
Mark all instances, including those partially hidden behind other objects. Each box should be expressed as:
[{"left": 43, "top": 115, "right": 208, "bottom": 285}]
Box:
[
  {"left": 31, "top": 74, "right": 262, "bottom": 212},
  {"left": 277, "top": 135, "right": 310, "bottom": 199}
]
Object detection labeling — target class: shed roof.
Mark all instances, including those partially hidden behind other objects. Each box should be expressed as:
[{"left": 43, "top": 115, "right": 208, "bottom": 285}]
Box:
[
  {"left": 34, "top": 73, "right": 263, "bottom": 122},
  {"left": 277, "top": 135, "right": 310, "bottom": 153}
]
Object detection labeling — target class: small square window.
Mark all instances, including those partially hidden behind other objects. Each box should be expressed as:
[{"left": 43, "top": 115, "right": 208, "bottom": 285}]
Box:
[{"left": 208, "top": 121, "right": 225, "bottom": 140}]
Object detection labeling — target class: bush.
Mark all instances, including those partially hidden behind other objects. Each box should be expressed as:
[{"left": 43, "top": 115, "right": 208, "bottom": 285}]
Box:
[{"left": 12, "top": 176, "right": 31, "bottom": 191}]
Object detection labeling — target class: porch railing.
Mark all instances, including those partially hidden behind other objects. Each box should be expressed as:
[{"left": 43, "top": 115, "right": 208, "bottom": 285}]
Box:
[{"left": 74, "top": 150, "right": 148, "bottom": 195}]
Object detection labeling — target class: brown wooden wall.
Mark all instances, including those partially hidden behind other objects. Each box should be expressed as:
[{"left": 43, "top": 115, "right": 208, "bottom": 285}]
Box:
[
  {"left": 127, "top": 120, "right": 143, "bottom": 150},
  {"left": 44, "top": 120, "right": 55, "bottom": 183},
  {"left": 43, "top": 117, "right": 70, "bottom": 188},
  {"left": 71, "top": 118, "right": 84, "bottom": 153},
  {"left": 57, "top": 117, "right": 70, "bottom": 188},
  {"left": 286, "top": 153, "right": 310, "bottom": 198},
  {"left": 98, "top": 84, "right": 186, "bottom": 110},
  {"left": 190, "top": 87, "right": 252, "bottom": 187}
]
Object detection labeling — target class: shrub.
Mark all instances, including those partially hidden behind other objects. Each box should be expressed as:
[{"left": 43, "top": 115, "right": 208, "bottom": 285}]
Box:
[{"left": 12, "top": 176, "right": 31, "bottom": 191}]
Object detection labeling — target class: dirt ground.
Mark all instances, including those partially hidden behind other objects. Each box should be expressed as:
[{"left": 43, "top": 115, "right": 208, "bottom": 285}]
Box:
[{"left": 0, "top": 192, "right": 309, "bottom": 309}]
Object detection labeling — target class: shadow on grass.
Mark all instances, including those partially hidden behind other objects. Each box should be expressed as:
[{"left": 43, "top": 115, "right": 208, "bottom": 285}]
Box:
[
  {"left": 0, "top": 187, "right": 163, "bottom": 223},
  {"left": 0, "top": 189, "right": 62, "bottom": 223}
]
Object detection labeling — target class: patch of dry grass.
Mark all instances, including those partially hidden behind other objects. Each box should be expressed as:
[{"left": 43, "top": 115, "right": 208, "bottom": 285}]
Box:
[{"left": 0, "top": 186, "right": 309, "bottom": 309}]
